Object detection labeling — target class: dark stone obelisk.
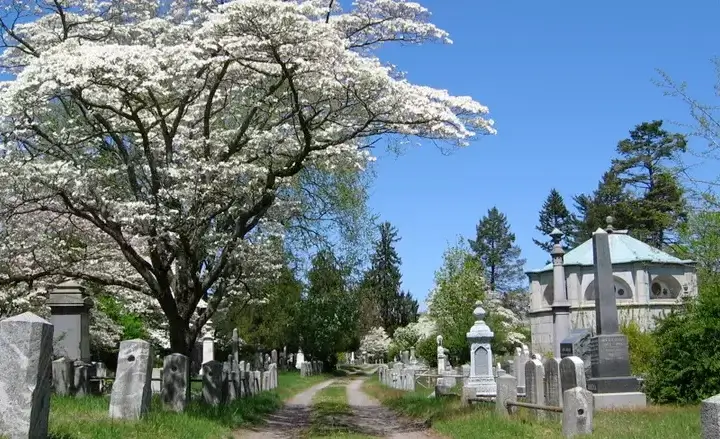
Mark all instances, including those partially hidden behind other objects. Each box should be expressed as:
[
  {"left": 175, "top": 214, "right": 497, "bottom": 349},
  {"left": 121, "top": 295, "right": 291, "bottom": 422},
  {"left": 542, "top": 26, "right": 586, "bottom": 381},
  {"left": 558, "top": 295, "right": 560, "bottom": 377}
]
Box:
[{"left": 586, "top": 225, "right": 640, "bottom": 395}]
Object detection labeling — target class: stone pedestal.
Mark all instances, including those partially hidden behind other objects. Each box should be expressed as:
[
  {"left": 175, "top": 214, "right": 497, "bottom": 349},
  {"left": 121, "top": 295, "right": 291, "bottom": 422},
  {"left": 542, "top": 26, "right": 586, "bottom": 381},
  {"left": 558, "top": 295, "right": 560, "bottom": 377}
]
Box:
[
  {"left": 464, "top": 302, "right": 496, "bottom": 396},
  {"left": 47, "top": 280, "right": 93, "bottom": 362}
]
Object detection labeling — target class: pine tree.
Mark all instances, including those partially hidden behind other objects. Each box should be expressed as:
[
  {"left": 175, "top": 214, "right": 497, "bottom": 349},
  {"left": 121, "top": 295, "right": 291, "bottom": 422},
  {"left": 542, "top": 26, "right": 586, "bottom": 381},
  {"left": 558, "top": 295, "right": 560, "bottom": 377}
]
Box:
[
  {"left": 571, "top": 121, "right": 688, "bottom": 249},
  {"left": 361, "top": 221, "right": 418, "bottom": 335},
  {"left": 468, "top": 207, "right": 526, "bottom": 293},
  {"left": 570, "top": 171, "right": 633, "bottom": 246},
  {"left": 533, "top": 188, "right": 575, "bottom": 253},
  {"left": 611, "top": 120, "right": 687, "bottom": 248}
]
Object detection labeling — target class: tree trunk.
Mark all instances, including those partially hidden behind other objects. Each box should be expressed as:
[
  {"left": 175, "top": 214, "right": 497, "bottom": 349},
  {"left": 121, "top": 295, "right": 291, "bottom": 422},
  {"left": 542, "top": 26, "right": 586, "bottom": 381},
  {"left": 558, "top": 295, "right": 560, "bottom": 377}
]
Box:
[{"left": 167, "top": 316, "right": 192, "bottom": 356}]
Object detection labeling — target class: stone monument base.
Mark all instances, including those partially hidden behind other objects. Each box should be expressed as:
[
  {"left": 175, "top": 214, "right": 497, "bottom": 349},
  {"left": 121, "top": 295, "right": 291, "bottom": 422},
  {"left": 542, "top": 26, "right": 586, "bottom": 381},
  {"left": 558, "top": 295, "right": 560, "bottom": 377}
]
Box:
[
  {"left": 586, "top": 376, "right": 640, "bottom": 393},
  {"left": 593, "top": 392, "right": 647, "bottom": 410}
]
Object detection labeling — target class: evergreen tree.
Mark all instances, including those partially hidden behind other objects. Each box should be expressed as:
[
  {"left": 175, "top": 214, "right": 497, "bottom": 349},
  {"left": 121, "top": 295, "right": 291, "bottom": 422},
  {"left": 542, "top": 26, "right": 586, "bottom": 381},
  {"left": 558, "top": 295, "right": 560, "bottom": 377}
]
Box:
[
  {"left": 468, "top": 207, "right": 526, "bottom": 293},
  {"left": 571, "top": 121, "right": 688, "bottom": 249},
  {"left": 296, "top": 249, "right": 359, "bottom": 367},
  {"left": 361, "top": 222, "right": 418, "bottom": 335},
  {"left": 533, "top": 188, "right": 575, "bottom": 253},
  {"left": 570, "top": 171, "right": 633, "bottom": 246},
  {"left": 612, "top": 120, "right": 687, "bottom": 248}
]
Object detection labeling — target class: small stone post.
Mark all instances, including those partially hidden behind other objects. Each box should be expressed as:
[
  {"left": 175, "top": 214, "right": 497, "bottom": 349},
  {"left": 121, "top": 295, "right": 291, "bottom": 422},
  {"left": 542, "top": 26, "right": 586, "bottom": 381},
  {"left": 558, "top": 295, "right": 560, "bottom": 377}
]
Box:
[
  {"left": 562, "top": 387, "right": 594, "bottom": 437},
  {"left": 0, "top": 312, "right": 54, "bottom": 439}
]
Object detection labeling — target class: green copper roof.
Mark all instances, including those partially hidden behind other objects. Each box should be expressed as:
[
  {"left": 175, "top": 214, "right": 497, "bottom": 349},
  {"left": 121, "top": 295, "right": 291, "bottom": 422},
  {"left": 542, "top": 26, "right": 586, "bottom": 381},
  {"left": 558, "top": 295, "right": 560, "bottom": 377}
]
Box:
[{"left": 527, "top": 232, "right": 694, "bottom": 274}]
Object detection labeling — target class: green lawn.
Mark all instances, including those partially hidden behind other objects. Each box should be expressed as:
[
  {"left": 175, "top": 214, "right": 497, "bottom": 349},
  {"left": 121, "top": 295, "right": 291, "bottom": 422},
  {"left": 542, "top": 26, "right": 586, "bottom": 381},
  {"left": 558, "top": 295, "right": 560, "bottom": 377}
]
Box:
[
  {"left": 363, "top": 378, "right": 702, "bottom": 439},
  {"left": 48, "top": 371, "right": 329, "bottom": 439}
]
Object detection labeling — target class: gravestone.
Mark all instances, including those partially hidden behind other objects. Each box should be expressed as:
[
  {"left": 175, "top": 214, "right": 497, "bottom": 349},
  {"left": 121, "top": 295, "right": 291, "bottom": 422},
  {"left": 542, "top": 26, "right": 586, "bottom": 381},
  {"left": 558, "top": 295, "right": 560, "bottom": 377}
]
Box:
[
  {"left": 202, "top": 334, "right": 215, "bottom": 366},
  {"left": 271, "top": 349, "right": 278, "bottom": 365},
  {"left": 53, "top": 357, "right": 74, "bottom": 396},
  {"left": 47, "top": 280, "right": 92, "bottom": 362},
  {"left": 495, "top": 374, "right": 517, "bottom": 416},
  {"left": 560, "top": 356, "right": 587, "bottom": 396},
  {"left": 202, "top": 360, "right": 223, "bottom": 405},
  {"left": 560, "top": 328, "right": 592, "bottom": 379},
  {"left": 0, "top": 312, "right": 54, "bottom": 439},
  {"left": 464, "top": 302, "right": 497, "bottom": 396},
  {"left": 543, "top": 357, "right": 562, "bottom": 415},
  {"left": 162, "top": 353, "right": 190, "bottom": 412},
  {"left": 514, "top": 346, "right": 528, "bottom": 395},
  {"left": 73, "top": 360, "right": 89, "bottom": 397},
  {"left": 586, "top": 227, "right": 646, "bottom": 408},
  {"left": 525, "top": 359, "right": 546, "bottom": 420},
  {"left": 109, "top": 339, "right": 154, "bottom": 419}
]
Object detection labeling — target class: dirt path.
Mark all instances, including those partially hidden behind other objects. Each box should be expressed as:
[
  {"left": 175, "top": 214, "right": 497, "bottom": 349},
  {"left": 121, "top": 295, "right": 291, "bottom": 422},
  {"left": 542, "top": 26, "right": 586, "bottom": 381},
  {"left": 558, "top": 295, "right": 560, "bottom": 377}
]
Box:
[
  {"left": 233, "top": 379, "right": 335, "bottom": 439},
  {"left": 345, "top": 379, "right": 443, "bottom": 439}
]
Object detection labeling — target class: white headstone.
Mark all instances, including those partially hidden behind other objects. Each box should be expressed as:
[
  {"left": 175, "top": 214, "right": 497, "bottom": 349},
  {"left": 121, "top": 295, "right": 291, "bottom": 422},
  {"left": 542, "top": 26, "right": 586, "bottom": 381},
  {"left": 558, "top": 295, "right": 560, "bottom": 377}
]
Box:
[{"left": 109, "top": 339, "right": 154, "bottom": 419}]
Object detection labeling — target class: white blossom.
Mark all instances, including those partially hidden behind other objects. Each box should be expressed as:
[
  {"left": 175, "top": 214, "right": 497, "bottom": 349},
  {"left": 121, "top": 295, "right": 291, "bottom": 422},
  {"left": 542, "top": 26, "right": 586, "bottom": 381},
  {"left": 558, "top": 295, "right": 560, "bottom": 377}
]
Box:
[
  {"left": 360, "top": 326, "right": 391, "bottom": 357},
  {"left": 0, "top": 0, "right": 494, "bottom": 351}
]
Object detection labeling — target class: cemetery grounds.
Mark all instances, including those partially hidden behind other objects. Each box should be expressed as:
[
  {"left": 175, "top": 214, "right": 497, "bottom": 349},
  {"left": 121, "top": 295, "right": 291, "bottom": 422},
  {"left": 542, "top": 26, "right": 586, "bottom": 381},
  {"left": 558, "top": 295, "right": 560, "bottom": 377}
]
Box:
[
  {"left": 362, "top": 375, "right": 702, "bottom": 439},
  {"left": 45, "top": 367, "right": 703, "bottom": 439}
]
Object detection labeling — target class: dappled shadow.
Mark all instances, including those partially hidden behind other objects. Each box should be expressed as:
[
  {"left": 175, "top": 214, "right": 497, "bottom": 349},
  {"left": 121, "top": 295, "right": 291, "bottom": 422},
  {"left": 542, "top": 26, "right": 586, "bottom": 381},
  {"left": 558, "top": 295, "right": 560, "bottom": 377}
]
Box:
[{"left": 349, "top": 404, "right": 429, "bottom": 436}]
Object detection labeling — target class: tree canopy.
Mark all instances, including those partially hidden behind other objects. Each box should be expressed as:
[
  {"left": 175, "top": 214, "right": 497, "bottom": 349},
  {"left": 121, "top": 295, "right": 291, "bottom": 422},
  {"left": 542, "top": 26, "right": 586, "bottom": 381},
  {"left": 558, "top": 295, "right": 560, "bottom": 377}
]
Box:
[{"left": 0, "top": 0, "right": 494, "bottom": 354}]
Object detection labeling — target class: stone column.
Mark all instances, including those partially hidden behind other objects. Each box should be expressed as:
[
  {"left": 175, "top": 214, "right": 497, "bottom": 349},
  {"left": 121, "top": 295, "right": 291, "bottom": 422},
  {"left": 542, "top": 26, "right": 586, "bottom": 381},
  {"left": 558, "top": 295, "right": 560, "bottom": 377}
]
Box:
[
  {"left": 47, "top": 280, "right": 93, "bottom": 362},
  {"left": 586, "top": 223, "right": 646, "bottom": 409},
  {"left": 550, "top": 228, "right": 571, "bottom": 359},
  {"left": 464, "top": 301, "right": 496, "bottom": 396}
]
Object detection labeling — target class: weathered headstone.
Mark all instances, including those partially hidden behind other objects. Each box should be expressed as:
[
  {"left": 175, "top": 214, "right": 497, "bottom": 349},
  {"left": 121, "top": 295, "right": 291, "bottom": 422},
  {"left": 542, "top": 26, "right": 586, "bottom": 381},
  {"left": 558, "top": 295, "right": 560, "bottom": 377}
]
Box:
[
  {"left": 73, "top": 360, "right": 89, "bottom": 397},
  {"left": 53, "top": 357, "right": 74, "bottom": 396},
  {"left": 560, "top": 356, "right": 587, "bottom": 396},
  {"left": 271, "top": 349, "right": 278, "bottom": 365},
  {"left": 586, "top": 226, "right": 645, "bottom": 409},
  {"left": 544, "top": 357, "right": 562, "bottom": 414},
  {"left": 563, "top": 387, "right": 594, "bottom": 437},
  {"left": 162, "top": 353, "right": 190, "bottom": 412},
  {"left": 0, "top": 312, "right": 54, "bottom": 439},
  {"left": 525, "top": 358, "right": 546, "bottom": 420},
  {"left": 109, "top": 339, "right": 154, "bottom": 419},
  {"left": 202, "top": 360, "right": 223, "bottom": 405},
  {"left": 496, "top": 374, "right": 517, "bottom": 417},
  {"left": 702, "top": 394, "right": 720, "bottom": 439},
  {"left": 47, "top": 280, "right": 92, "bottom": 362},
  {"left": 514, "top": 346, "right": 528, "bottom": 395}
]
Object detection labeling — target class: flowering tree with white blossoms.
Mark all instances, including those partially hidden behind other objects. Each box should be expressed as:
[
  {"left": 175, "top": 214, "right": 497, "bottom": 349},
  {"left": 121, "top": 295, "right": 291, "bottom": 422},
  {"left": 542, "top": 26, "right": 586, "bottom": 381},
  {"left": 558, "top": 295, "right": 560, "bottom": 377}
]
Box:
[
  {"left": 360, "top": 326, "right": 391, "bottom": 358},
  {"left": 427, "top": 237, "right": 526, "bottom": 358},
  {"left": 0, "top": 0, "right": 494, "bottom": 354}
]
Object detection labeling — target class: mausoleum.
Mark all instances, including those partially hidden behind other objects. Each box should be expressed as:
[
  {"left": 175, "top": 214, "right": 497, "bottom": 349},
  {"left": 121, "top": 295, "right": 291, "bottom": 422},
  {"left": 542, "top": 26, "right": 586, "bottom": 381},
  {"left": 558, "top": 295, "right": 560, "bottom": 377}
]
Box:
[{"left": 526, "top": 219, "right": 697, "bottom": 355}]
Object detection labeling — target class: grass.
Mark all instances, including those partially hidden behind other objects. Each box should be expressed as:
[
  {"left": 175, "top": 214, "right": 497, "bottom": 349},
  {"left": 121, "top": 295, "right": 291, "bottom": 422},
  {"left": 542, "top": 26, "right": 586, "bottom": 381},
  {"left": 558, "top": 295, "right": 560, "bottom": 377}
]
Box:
[
  {"left": 306, "top": 381, "right": 356, "bottom": 438},
  {"left": 363, "top": 377, "right": 702, "bottom": 439},
  {"left": 48, "top": 371, "right": 330, "bottom": 439}
]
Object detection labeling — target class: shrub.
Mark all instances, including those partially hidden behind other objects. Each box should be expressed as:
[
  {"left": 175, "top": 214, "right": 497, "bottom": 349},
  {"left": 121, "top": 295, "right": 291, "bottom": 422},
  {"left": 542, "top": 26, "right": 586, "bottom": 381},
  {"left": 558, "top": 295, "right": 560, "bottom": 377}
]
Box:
[
  {"left": 620, "top": 320, "right": 656, "bottom": 377},
  {"left": 645, "top": 280, "right": 720, "bottom": 403},
  {"left": 415, "top": 334, "right": 438, "bottom": 368}
]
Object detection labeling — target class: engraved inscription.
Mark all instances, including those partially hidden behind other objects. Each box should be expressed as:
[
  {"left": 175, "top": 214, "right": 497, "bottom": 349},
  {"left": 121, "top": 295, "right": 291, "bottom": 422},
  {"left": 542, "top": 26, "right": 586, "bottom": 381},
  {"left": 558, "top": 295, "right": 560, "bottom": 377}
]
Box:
[
  {"left": 598, "top": 336, "right": 628, "bottom": 361},
  {"left": 589, "top": 338, "right": 599, "bottom": 366}
]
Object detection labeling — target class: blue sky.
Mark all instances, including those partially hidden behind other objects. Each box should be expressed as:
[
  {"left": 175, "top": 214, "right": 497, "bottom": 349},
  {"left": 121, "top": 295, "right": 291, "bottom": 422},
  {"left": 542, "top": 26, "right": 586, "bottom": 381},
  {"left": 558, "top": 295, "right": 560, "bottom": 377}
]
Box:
[{"left": 367, "top": 0, "right": 720, "bottom": 308}]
